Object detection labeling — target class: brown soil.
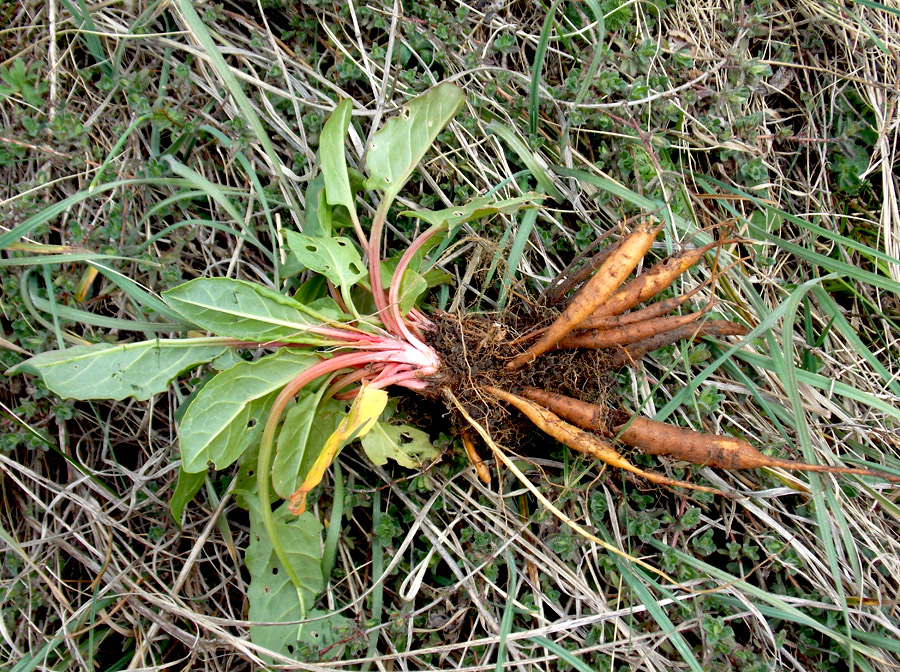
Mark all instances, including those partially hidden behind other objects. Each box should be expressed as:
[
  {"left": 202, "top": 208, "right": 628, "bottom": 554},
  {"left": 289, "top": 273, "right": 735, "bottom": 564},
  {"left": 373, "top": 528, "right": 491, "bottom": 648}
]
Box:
[{"left": 424, "top": 309, "right": 620, "bottom": 449}]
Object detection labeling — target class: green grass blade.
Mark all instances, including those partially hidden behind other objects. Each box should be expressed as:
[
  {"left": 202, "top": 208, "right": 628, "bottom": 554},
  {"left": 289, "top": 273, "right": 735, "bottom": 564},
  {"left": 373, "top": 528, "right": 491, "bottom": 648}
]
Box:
[
  {"left": 321, "top": 460, "right": 343, "bottom": 580},
  {"left": 162, "top": 156, "right": 272, "bottom": 261},
  {"left": 498, "top": 208, "right": 537, "bottom": 310},
  {"left": 528, "top": 636, "right": 596, "bottom": 672},
  {"left": 19, "top": 269, "right": 181, "bottom": 333},
  {"left": 487, "top": 122, "right": 565, "bottom": 202},
  {"left": 495, "top": 548, "right": 517, "bottom": 672},
  {"left": 529, "top": 0, "right": 565, "bottom": 139},
  {"left": 362, "top": 489, "right": 385, "bottom": 671},
  {"left": 769, "top": 280, "right": 853, "bottom": 660},
  {"left": 134, "top": 219, "right": 245, "bottom": 254},
  {"left": 172, "top": 0, "right": 296, "bottom": 204},
  {"left": 647, "top": 539, "right": 883, "bottom": 660},
  {"left": 0, "top": 178, "right": 194, "bottom": 250},
  {"left": 811, "top": 286, "right": 900, "bottom": 396},
  {"left": 234, "top": 150, "right": 281, "bottom": 284}
]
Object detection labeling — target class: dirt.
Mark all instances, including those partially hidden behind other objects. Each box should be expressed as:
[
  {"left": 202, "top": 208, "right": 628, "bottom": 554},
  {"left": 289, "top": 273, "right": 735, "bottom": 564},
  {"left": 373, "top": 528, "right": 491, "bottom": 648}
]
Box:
[{"left": 423, "top": 308, "right": 620, "bottom": 449}]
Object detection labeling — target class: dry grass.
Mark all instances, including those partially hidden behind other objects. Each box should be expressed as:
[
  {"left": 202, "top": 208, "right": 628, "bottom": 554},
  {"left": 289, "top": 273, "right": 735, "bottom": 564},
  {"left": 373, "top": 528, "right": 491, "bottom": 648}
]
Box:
[{"left": 2, "top": 0, "right": 899, "bottom": 670}]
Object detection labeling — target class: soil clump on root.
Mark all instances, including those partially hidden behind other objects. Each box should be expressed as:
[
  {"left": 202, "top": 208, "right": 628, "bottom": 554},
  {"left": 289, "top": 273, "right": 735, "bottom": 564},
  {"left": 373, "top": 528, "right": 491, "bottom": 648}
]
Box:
[{"left": 425, "top": 309, "right": 619, "bottom": 450}]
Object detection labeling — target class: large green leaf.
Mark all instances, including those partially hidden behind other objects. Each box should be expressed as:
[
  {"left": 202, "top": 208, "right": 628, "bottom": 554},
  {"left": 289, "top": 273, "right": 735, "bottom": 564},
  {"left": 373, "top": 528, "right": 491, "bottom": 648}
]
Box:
[
  {"left": 283, "top": 231, "right": 366, "bottom": 289},
  {"left": 400, "top": 194, "right": 544, "bottom": 228},
  {"left": 273, "top": 394, "right": 344, "bottom": 500},
  {"left": 6, "top": 339, "right": 230, "bottom": 401},
  {"left": 364, "top": 83, "right": 466, "bottom": 202},
  {"left": 320, "top": 99, "right": 357, "bottom": 217},
  {"left": 245, "top": 496, "right": 324, "bottom": 659},
  {"left": 179, "top": 350, "right": 319, "bottom": 473},
  {"left": 163, "top": 278, "right": 332, "bottom": 344}
]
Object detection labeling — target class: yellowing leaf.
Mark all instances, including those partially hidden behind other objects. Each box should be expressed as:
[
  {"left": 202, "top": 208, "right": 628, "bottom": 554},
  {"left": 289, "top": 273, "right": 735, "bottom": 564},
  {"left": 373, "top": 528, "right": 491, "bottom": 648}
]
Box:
[{"left": 289, "top": 385, "right": 388, "bottom": 514}]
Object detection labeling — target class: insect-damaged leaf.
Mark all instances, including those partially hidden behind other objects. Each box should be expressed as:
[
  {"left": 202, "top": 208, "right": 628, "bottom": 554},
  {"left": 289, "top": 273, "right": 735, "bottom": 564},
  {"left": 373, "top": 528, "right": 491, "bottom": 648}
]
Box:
[
  {"left": 364, "top": 83, "right": 465, "bottom": 202},
  {"left": 283, "top": 230, "right": 366, "bottom": 290},
  {"left": 399, "top": 193, "right": 544, "bottom": 229},
  {"left": 179, "top": 349, "right": 319, "bottom": 473},
  {"left": 290, "top": 385, "right": 388, "bottom": 514},
  {"left": 6, "top": 339, "right": 230, "bottom": 401},
  {"left": 361, "top": 420, "right": 438, "bottom": 468},
  {"left": 163, "top": 277, "right": 331, "bottom": 344},
  {"left": 244, "top": 495, "right": 325, "bottom": 659}
]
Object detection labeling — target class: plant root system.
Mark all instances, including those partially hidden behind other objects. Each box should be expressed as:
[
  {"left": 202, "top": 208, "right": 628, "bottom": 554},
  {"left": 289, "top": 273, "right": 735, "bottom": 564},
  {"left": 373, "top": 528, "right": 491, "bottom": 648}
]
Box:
[{"left": 426, "top": 224, "right": 898, "bottom": 493}]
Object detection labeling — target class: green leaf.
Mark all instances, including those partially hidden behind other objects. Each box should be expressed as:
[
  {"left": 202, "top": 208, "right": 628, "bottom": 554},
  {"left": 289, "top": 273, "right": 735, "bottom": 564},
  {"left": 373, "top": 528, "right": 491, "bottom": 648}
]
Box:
[
  {"left": 360, "top": 404, "right": 438, "bottom": 468},
  {"left": 273, "top": 394, "right": 343, "bottom": 500},
  {"left": 163, "top": 277, "right": 331, "bottom": 344},
  {"left": 170, "top": 468, "right": 206, "bottom": 526},
  {"left": 320, "top": 99, "right": 356, "bottom": 216},
  {"left": 291, "top": 385, "right": 388, "bottom": 514},
  {"left": 292, "top": 274, "right": 329, "bottom": 304},
  {"left": 179, "top": 349, "right": 319, "bottom": 473},
  {"left": 282, "top": 231, "right": 366, "bottom": 289},
  {"left": 364, "top": 83, "right": 466, "bottom": 201},
  {"left": 400, "top": 193, "right": 544, "bottom": 229},
  {"left": 6, "top": 339, "right": 230, "bottom": 401},
  {"left": 302, "top": 174, "right": 332, "bottom": 238},
  {"left": 245, "top": 496, "right": 324, "bottom": 659},
  {"left": 396, "top": 268, "right": 428, "bottom": 316}
]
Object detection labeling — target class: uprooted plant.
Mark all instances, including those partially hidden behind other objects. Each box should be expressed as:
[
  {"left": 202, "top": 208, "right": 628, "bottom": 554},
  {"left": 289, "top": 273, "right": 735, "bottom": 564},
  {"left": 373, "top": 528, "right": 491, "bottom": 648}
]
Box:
[{"left": 8, "top": 82, "right": 900, "bottom": 659}]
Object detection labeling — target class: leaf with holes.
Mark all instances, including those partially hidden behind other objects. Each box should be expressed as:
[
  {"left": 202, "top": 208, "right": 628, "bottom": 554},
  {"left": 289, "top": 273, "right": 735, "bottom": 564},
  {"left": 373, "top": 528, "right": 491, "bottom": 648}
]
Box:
[
  {"left": 6, "top": 339, "right": 231, "bottom": 401},
  {"left": 364, "top": 83, "right": 465, "bottom": 202},
  {"left": 283, "top": 230, "right": 366, "bottom": 290},
  {"left": 400, "top": 193, "right": 544, "bottom": 229},
  {"left": 245, "top": 495, "right": 324, "bottom": 660},
  {"left": 179, "top": 349, "right": 320, "bottom": 473},
  {"left": 361, "top": 419, "right": 438, "bottom": 468},
  {"left": 163, "top": 277, "right": 332, "bottom": 344}
]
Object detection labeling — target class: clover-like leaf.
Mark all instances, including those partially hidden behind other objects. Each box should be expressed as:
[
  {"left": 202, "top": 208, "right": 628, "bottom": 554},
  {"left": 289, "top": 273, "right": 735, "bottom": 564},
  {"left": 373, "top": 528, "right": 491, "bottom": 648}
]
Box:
[
  {"left": 179, "top": 349, "right": 319, "bottom": 473},
  {"left": 364, "top": 83, "right": 465, "bottom": 202},
  {"left": 7, "top": 339, "right": 230, "bottom": 401},
  {"left": 283, "top": 230, "right": 366, "bottom": 290}
]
